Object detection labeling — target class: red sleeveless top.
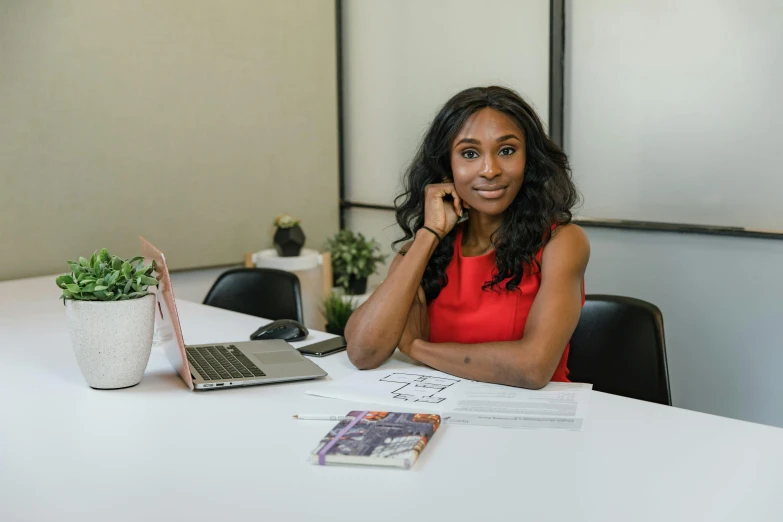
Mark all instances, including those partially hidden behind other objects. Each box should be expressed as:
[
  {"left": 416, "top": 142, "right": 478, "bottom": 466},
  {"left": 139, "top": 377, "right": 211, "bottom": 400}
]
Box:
[{"left": 427, "top": 227, "right": 579, "bottom": 382}]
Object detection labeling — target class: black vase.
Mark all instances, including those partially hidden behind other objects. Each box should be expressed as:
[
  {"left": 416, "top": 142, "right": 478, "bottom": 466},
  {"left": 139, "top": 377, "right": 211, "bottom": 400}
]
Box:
[
  {"left": 273, "top": 226, "right": 305, "bottom": 257},
  {"left": 346, "top": 276, "right": 367, "bottom": 296}
]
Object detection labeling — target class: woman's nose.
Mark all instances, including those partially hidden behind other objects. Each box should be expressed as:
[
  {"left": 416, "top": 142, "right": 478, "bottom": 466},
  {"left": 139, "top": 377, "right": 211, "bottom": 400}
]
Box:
[{"left": 480, "top": 155, "right": 501, "bottom": 179}]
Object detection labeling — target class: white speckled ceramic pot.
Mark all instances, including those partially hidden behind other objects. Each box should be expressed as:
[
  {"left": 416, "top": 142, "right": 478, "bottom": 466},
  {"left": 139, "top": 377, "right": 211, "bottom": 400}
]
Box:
[{"left": 65, "top": 294, "right": 156, "bottom": 389}]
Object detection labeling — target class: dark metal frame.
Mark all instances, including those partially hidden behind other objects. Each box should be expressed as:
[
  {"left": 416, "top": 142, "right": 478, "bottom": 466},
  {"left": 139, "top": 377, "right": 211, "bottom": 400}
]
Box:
[
  {"left": 549, "top": 0, "right": 566, "bottom": 148},
  {"left": 334, "top": 0, "right": 783, "bottom": 240},
  {"left": 335, "top": 0, "right": 347, "bottom": 229}
]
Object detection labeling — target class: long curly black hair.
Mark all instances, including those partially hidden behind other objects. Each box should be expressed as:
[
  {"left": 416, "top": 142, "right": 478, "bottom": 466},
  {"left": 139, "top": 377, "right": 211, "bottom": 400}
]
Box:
[{"left": 394, "top": 86, "right": 579, "bottom": 303}]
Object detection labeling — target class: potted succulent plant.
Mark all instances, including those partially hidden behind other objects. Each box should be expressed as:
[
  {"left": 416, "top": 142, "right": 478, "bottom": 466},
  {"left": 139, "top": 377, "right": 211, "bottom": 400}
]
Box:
[
  {"left": 273, "top": 214, "right": 306, "bottom": 257},
  {"left": 325, "top": 230, "right": 387, "bottom": 295},
  {"left": 56, "top": 248, "right": 159, "bottom": 389},
  {"left": 321, "top": 291, "right": 356, "bottom": 336}
]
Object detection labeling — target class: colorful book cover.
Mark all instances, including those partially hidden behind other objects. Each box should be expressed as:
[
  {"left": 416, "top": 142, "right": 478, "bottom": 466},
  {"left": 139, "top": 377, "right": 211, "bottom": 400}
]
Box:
[{"left": 310, "top": 411, "right": 441, "bottom": 469}]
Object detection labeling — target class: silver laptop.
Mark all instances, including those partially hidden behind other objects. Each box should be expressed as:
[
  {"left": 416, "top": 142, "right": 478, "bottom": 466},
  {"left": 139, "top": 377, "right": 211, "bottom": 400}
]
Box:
[{"left": 140, "top": 236, "right": 327, "bottom": 390}]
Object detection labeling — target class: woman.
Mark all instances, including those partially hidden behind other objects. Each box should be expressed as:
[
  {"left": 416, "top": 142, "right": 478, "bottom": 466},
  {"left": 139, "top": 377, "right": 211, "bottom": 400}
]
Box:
[{"left": 344, "top": 86, "right": 589, "bottom": 389}]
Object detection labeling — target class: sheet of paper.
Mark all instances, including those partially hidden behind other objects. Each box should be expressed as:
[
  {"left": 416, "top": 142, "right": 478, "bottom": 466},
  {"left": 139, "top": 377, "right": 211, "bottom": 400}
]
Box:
[
  {"left": 305, "top": 366, "right": 464, "bottom": 413},
  {"left": 444, "top": 381, "right": 592, "bottom": 430}
]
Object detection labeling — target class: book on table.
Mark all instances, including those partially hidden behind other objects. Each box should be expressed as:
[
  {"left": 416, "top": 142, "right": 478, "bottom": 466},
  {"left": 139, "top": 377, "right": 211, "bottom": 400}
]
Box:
[{"left": 309, "top": 411, "right": 441, "bottom": 469}]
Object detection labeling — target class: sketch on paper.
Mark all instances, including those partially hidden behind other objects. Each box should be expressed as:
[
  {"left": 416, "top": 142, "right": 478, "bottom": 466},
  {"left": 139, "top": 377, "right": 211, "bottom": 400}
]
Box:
[
  {"left": 379, "top": 373, "right": 460, "bottom": 404},
  {"left": 305, "top": 368, "right": 464, "bottom": 411}
]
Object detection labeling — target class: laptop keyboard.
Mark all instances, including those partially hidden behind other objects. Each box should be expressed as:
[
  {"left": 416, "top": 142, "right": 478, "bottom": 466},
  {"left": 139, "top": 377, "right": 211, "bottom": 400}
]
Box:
[{"left": 186, "top": 345, "right": 266, "bottom": 381}]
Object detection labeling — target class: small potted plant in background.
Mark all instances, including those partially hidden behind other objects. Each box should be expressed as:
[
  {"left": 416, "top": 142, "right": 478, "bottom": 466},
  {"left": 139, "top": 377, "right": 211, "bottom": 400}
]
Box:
[
  {"left": 321, "top": 291, "right": 356, "bottom": 336},
  {"left": 56, "top": 248, "right": 159, "bottom": 390},
  {"left": 325, "top": 230, "right": 387, "bottom": 296},
  {"left": 273, "top": 214, "right": 306, "bottom": 257}
]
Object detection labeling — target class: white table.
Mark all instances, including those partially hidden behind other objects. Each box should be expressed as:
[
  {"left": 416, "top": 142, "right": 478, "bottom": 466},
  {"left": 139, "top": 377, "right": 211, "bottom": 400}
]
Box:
[{"left": 2, "top": 276, "right": 783, "bottom": 522}]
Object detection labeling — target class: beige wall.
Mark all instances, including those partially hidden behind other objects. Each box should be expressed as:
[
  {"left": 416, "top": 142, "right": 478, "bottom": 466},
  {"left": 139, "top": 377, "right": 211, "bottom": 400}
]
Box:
[{"left": 0, "top": 0, "right": 339, "bottom": 280}]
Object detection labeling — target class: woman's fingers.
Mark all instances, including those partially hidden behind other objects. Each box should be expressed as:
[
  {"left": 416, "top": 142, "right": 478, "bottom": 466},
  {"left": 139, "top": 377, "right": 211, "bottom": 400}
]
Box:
[
  {"left": 438, "top": 183, "right": 462, "bottom": 218},
  {"left": 433, "top": 183, "right": 461, "bottom": 213},
  {"left": 451, "top": 190, "right": 463, "bottom": 217},
  {"left": 423, "top": 182, "right": 463, "bottom": 235}
]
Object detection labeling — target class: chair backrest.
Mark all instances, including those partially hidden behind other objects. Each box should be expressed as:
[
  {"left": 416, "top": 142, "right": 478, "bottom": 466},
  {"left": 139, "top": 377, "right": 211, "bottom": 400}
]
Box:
[
  {"left": 568, "top": 295, "right": 671, "bottom": 405},
  {"left": 203, "top": 268, "right": 304, "bottom": 323}
]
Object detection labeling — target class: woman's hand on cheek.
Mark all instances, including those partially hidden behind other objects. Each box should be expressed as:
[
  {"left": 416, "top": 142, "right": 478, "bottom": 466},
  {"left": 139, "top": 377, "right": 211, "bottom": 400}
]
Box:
[{"left": 423, "top": 182, "right": 464, "bottom": 237}]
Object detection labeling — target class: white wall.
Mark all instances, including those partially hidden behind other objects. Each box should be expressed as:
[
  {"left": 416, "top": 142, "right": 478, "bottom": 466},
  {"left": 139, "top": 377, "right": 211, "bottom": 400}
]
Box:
[
  {"left": 169, "top": 267, "right": 234, "bottom": 304},
  {"left": 344, "top": 208, "right": 400, "bottom": 289},
  {"left": 342, "top": 0, "right": 550, "bottom": 207},
  {"left": 567, "top": 0, "right": 783, "bottom": 229},
  {"left": 564, "top": 0, "right": 783, "bottom": 428},
  {"left": 584, "top": 228, "right": 783, "bottom": 427}
]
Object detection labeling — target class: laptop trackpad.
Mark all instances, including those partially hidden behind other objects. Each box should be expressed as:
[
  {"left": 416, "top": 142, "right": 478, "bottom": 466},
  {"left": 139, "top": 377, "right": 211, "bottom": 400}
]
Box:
[{"left": 254, "top": 351, "right": 305, "bottom": 365}]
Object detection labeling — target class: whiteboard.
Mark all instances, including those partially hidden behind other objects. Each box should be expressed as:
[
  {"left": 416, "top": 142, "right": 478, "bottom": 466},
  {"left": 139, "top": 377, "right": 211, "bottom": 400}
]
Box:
[
  {"left": 342, "top": 0, "right": 551, "bottom": 206},
  {"left": 565, "top": 0, "right": 783, "bottom": 231}
]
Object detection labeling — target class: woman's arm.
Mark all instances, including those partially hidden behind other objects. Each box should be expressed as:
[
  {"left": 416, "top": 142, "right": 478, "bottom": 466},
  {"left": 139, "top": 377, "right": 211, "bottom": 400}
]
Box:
[
  {"left": 344, "top": 230, "right": 437, "bottom": 369},
  {"left": 402, "top": 224, "right": 590, "bottom": 389},
  {"left": 345, "top": 183, "right": 464, "bottom": 370}
]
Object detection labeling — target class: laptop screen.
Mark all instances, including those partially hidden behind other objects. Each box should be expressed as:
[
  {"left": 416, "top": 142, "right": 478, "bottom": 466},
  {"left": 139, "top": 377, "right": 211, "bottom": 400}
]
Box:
[{"left": 139, "top": 236, "right": 194, "bottom": 390}]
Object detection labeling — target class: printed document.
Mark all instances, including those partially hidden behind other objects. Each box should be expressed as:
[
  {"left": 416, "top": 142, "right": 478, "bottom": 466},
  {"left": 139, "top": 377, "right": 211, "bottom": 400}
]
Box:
[{"left": 444, "top": 380, "right": 592, "bottom": 430}]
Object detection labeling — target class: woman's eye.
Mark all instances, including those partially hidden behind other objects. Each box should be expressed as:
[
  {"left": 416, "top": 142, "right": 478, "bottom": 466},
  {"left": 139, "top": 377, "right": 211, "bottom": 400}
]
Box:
[
  {"left": 462, "top": 150, "right": 479, "bottom": 159},
  {"left": 499, "top": 147, "right": 515, "bottom": 156}
]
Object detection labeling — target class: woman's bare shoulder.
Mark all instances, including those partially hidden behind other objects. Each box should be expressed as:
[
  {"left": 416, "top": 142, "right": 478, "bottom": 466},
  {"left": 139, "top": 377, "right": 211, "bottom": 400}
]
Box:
[{"left": 543, "top": 223, "right": 590, "bottom": 270}]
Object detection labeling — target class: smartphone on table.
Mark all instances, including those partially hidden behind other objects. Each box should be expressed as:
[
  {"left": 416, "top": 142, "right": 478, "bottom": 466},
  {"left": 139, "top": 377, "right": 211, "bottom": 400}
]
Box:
[{"left": 296, "top": 336, "right": 347, "bottom": 357}]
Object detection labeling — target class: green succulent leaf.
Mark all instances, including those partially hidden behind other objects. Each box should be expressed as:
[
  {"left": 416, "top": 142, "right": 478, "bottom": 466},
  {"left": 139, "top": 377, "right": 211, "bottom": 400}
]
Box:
[
  {"left": 56, "top": 275, "right": 74, "bottom": 288},
  {"left": 138, "top": 275, "right": 157, "bottom": 286},
  {"left": 135, "top": 262, "right": 153, "bottom": 276},
  {"left": 56, "top": 248, "right": 158, "bottom": 302}
]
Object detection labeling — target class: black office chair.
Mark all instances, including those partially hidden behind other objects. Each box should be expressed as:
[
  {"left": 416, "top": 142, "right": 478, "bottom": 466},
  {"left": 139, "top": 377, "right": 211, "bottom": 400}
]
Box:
[
  {"left": 568, "top": 295, "right": 671, "bottom": 405},
  {"left": 203, "top": 268, "right": 304, "bottom": 323}
]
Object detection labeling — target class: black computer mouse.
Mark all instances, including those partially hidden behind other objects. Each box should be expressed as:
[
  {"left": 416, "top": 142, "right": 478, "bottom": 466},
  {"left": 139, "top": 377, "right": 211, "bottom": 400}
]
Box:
[{"left": 250, "top": 319, "right": 309, "bottom": 342}]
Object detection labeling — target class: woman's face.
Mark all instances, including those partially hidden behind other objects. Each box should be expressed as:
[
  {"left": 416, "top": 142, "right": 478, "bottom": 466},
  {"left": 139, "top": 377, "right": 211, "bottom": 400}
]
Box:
[{"left": 449, "top": 108, "right": 526, "bottom": 216}]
